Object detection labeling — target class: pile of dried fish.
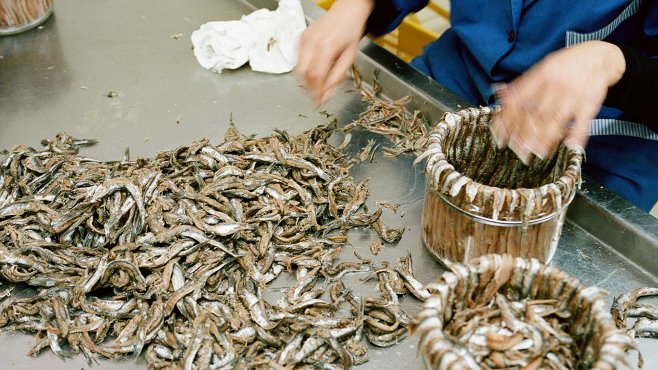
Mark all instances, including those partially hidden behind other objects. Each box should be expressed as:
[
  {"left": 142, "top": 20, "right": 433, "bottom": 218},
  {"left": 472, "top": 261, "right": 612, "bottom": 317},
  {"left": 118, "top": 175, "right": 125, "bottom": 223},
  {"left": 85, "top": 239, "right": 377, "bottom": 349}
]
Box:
[
  {"left": 613, "top": 287, "right": 658, "bottom": 340},
  {"left": 442, "top": 294, "right": 577, "bottom": 369},
  {"left": 410, "top": 254, "right": 635, "bottom": 370},
  {"left": 416, "top": 107, "right": 584, "bottom": 263},
  {"left": 343, "top": 71, "right": 431, "bottom": 158},
  {"left": 0, "top": 122, "right": 431, "bottom": 368}
]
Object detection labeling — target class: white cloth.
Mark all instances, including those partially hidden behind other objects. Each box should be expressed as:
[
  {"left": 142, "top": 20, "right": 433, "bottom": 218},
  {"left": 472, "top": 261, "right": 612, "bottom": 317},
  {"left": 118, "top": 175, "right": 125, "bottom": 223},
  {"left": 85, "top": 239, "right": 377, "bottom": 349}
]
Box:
[{"left": 191, "top": 0, "right": 306, "bottom": 74}]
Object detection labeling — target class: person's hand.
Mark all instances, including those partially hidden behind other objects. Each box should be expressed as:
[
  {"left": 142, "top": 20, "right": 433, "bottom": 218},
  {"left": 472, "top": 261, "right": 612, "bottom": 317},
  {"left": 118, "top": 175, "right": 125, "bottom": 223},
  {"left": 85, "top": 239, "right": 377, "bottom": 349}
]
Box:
[
  {"left": 295, "top": 0, "right": 374, "bottom": 106},
  {"left": 491, "top": 40, "right": 626, "bottom": 163}
]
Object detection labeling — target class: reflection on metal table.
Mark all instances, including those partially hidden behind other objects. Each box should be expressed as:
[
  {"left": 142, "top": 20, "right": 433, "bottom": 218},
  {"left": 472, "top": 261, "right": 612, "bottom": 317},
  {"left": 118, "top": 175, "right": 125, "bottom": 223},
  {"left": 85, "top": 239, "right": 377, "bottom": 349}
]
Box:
[{"left": 1, "top": 0, "right": 657, "bottom": 369}]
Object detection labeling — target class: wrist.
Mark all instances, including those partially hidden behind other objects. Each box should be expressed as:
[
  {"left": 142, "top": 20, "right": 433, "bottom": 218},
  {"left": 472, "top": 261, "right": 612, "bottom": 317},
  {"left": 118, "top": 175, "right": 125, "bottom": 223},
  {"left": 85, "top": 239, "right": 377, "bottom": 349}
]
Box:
[{"left": 331, "top": 0, "right": 374, "bottom": 22}]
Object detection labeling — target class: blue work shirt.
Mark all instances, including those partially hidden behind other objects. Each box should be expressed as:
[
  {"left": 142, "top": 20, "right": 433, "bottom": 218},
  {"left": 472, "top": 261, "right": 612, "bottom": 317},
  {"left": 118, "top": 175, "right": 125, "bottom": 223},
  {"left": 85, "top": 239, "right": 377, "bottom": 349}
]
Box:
[{"left": 367, "top": 0, "right": 658, "bottom": 211}]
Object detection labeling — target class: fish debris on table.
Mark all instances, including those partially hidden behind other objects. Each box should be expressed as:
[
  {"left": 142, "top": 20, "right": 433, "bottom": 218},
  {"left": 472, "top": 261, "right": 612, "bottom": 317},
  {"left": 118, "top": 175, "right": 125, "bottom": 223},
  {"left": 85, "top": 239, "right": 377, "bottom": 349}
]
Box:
[
  {"left": 343, "top": 72, "right": 432, "bottom": 159},
  {"left": 613, "top": 287, "right": 658, "bottom": 342}
]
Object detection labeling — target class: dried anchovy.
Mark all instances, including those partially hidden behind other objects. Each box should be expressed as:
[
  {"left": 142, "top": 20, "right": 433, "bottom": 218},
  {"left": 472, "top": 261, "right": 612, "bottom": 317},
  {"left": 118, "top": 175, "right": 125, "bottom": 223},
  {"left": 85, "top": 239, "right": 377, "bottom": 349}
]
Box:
[
  {"left": 612, "top": 287, "right": 658, "bottom": 339},
  {"left": 343, "top": 76, "right": 431, "bottom": 158},
  {"left": 0, "top": 125, "right": 420, "bottom": 369},
  {"left": 369, "top": 240, "right": 381, "bottom": 256},
  {"left": 410, "top": 255, "right": 636, "bottom": 370},
  {"left": 355, "top": 139, "right": 378, "bottom": 163}
]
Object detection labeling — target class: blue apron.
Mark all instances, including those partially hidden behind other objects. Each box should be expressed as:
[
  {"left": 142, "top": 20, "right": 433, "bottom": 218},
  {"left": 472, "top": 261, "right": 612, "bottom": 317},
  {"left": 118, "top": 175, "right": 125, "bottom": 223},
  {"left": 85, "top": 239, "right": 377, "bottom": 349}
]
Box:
[{"left": 368, "top": 0, "right": 658, "bottom": 211}]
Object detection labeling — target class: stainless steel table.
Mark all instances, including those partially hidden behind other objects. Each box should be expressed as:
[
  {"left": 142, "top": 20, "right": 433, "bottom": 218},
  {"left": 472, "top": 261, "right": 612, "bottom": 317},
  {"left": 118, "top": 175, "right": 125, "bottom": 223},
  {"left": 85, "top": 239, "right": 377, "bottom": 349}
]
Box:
[{"left": 1, "top": 1, "right": 658, "bottom": 369}]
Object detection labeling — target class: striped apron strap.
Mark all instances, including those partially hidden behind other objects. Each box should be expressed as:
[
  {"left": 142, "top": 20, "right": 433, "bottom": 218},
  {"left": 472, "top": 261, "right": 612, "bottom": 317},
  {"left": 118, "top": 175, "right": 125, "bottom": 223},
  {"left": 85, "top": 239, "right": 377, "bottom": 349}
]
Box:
[
  {"left": 564, "top": 0, "right": 657, "bottom": 141},
  {"left": 565, "top": 0, "right": 643, "bottom": 47},
  {"left": 590, "top": 119, "right": 658, "bottom": 140}
]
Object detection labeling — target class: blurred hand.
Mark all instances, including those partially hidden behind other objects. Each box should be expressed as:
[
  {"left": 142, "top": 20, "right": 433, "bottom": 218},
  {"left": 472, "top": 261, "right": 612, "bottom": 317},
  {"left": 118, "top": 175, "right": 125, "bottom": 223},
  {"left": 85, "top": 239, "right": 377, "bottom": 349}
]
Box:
[
  {"left": 491, "top": 40, "right": 626, "bottom": 163},
  {"left": 295, "top": 0, "right": 374, "bottom": 106}
]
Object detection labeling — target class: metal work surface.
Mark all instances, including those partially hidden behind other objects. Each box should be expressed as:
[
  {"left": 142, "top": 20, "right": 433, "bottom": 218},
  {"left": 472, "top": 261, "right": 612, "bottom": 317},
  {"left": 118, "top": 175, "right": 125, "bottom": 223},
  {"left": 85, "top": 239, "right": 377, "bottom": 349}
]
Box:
[{"left": 1, "top": 0, "right": 657, "bottom": 368}]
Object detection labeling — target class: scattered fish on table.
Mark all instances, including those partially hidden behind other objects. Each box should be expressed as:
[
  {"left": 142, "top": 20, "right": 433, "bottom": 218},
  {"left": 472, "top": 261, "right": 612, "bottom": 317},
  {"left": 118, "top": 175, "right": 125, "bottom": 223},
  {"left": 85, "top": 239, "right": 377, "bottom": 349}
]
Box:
[
  {"left": 343, "top": 78, "right": 431, "bottom": 159},
  {"left": 613, "top": 287, "right": 658, "bottom": 340}
]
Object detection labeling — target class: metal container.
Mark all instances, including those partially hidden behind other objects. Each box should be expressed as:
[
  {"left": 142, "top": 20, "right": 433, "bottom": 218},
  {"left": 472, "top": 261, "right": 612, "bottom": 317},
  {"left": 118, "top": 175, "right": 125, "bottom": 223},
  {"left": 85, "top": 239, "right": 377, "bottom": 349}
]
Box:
[
  {"left": 420, "top": 107, "right": 583, "bottom": 263},
  {"left": 0, "top": 0, "right": 53, "bottom": 35},
  {"left": 410, "top": 254, "right": 636, "bottom": 370}
]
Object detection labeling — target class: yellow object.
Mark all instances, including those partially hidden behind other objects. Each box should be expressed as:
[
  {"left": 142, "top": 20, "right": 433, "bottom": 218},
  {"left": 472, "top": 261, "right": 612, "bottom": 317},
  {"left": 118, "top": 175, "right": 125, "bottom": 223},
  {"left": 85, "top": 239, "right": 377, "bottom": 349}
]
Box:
[
  {"left": 315, "top": 0, "right": 449, "bottom": 62},
  {"left": 315, "top": 0, "right": 334, "bottom": 9}
]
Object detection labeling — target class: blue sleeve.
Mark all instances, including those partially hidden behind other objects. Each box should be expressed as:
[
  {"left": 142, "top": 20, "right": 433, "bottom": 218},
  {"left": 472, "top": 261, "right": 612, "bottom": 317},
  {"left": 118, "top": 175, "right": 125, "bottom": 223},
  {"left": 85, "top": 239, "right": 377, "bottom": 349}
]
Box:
[
  {"left": 366, "top": 0, "right": 429, "bottom": 36},
  {"left": 643, "top": 1, "right": 658, "bottom": 38},
  {"left": 642, "top": 0, "right": 658, "bottom": 56}
]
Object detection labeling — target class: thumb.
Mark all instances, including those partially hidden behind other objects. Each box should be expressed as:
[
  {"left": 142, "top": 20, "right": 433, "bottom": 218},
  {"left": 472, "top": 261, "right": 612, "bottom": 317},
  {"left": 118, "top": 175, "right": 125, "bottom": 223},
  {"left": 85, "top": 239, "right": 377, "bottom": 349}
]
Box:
[{"left": 565, "top": 116, "right": 591, "bottom": 151}]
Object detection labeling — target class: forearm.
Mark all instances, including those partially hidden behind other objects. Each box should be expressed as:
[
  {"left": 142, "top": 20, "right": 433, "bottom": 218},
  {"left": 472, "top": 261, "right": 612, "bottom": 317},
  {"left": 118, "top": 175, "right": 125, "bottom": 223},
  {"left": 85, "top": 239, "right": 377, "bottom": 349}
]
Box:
[
  {"left": 329, "top": 0, "right": 374, "bottom": 29},
  {"left": 296, "top": 0, "right": 375, "bottom": 105},
  {"left": 604, "top": 40, "right": 658, "bottom": 130}
]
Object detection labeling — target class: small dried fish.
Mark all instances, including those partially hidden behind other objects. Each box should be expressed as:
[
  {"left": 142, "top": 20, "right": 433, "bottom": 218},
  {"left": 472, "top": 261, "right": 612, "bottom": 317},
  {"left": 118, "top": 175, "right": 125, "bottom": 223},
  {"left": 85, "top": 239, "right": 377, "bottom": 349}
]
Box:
[
  {"left": 411, "top": 255, "right": 636, "bottom": 370},
  {"left": 343, "top": 83, "right": 431, "bottom": 158},
  {"left": 0, "top": 120, "right": 416, "bottom": 368},
  {"left": 395, "top": 255, "right": 430, "bottom": 302},
  {"left": 356, "top": 139, "right": 378, "bottom": 162},
  {"left": 612, "top": 287, "right": 658, "bottom": 329},
  {"left": 630, "top": 317, "right": 658, "bottom": 338},
  {"left": 369, "top": 240, "right": 381, "bottom": 256}
]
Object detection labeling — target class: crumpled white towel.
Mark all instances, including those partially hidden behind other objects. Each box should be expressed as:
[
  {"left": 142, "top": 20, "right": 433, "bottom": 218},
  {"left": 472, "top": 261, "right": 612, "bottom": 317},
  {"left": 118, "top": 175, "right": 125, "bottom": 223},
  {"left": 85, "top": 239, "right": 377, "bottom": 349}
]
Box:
[{"left": 191, "top": 0, "right": 306, "bottom": 74}]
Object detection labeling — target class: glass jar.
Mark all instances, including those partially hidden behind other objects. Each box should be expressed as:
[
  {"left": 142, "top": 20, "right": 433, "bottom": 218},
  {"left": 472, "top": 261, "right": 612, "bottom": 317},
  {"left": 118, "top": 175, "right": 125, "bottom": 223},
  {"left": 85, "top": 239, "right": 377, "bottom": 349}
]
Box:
[
  {"left": 419, "top": 107, "right": 583, "bottom": 264},
  {"left": 0, "top": 0, "right": 54, "bottom": 36}
]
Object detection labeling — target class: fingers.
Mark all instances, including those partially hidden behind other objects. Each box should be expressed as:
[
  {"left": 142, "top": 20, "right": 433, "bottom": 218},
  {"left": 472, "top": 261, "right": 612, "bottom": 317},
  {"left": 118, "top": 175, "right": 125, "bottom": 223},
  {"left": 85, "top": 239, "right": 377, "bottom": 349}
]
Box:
[
  {"left": 294, "top": 0, "right": 371, "bottom": 107},
  {"left": 319, "top": 42, "right": 358, "bottom": 105},
  {"left": 490, "top": 84, "right": 511, "bottom": 148},
  {"left": 490, "top": 42, "right": 621, "bottom": 163},
  {"left": 565, "top": 108, "right": 595, "bottom": 151},
  {"left": 492, "top": 71, "right": 589, "bottom": 164},
  {"left": 492, "top": 80, "right": 548, "bottom": 164},
  {"left": 294, "top": 34, "right": 314, "bottom": 88},
  {"left": 296, "top": 33, "right": 337, "bottom": 105},
  {"left": 513, "top": 102, "right": 571, "bottom": 161}
]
